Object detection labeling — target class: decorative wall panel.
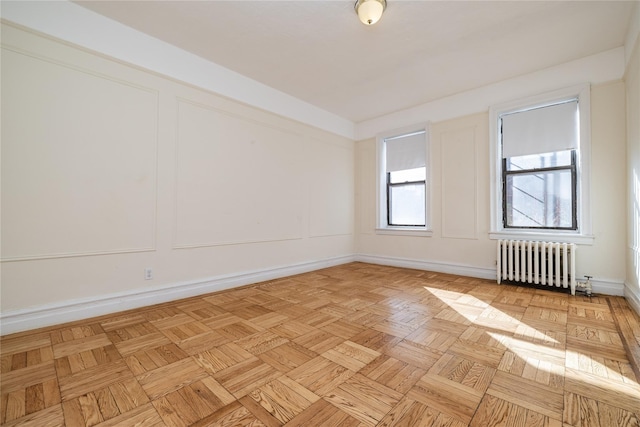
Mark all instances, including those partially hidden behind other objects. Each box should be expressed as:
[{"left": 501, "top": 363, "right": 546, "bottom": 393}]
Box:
[
  {"left": 308, "top": 139, "right": 354, "bottom": 237},
  {"left": 174, "top": 99, "right": 305, "bottom": 248},
  {"left": 441, "top": 126, "right": 478, "bottom": 239},
  {"left": 1, "top": 49, "right": 158, "bottom": 260}
]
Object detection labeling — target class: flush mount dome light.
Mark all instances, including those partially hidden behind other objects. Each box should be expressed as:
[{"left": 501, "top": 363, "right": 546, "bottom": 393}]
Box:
[{"left": 355, "top": 0, "right": 387, "bottom": 25}]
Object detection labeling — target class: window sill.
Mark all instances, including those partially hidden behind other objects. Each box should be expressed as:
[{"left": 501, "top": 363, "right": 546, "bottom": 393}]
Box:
[
  {"left": 375, "top": 227, "right": 433, "bottom": 237},
  {"left": 489, "top": 230, "right": 594, "bottom": 245}
]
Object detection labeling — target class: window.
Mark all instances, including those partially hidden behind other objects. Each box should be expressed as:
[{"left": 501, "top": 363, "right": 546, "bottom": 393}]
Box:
[
  {"left": 388, "top": 167, "right": 426, "bottom": 226},
  {"left": 377, "top": 126, "right": 431, "bottom": 234},
  {"left": 490, "top": 85, "right": 592, "bottom": 243}
]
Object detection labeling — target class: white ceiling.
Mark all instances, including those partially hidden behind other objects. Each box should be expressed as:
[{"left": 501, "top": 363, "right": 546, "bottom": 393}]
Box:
[{"left": 74, "top": 1, "right": 636, "bottom": 123}]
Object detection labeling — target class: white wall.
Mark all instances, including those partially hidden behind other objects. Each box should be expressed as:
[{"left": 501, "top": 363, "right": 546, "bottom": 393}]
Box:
[
  {"left": 356, "top": 82, "right": 628, "bottom": 295},
  {"left": 0, "top": 23, "right": 354, "bottom": 333},
  {"left": 626, "top": 4, "right": 640, "bottom": 314}
]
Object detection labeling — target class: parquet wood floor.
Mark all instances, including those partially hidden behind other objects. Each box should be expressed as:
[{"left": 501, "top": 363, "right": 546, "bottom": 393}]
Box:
[{"left": 2, "top": 262, "right": 640, "bottom": 426}]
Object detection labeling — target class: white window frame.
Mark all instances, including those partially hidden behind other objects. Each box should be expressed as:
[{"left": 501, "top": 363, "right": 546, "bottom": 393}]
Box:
[
  {"left": 489, "top": 84, "right": 594, "bottom": 244},
  {"left": 376, "top": 123, "right": 432, "bottom": 236}
]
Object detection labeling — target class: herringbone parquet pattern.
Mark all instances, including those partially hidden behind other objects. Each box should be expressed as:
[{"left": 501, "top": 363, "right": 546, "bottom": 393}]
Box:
[{"left": 2, "top": 263, "right": 639, "bottom": 426}]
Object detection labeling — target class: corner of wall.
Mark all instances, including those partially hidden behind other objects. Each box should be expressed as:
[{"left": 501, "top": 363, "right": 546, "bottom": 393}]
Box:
[
  {"left": 625, "top": 2, "right": 640, "bottom": 68},
  {"left": 625, "top": 282, "right": 640, "bottom": 316}
]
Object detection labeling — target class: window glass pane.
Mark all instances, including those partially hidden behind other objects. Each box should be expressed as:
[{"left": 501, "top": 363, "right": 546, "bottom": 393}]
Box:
[
  {"left": 506, "top": 150, "right": 572, "bottom": 171},
  {"left": 389, "top": 167, "right": 426, "bottom": 184},
  {"left": 505, "top": 169, "right": 573, "bottom": 228},
  {"left": 389, "top": 183, "right": 425, "bottom": 226}
]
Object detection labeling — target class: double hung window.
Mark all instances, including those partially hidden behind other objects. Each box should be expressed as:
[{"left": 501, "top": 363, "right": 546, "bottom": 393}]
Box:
[
  {"left": 501, "top": 100, "right": 578, "bottom": 230},
  {"left": 490, "top": 85, "right": 591, "bottom": 243},
  {"left": 377, "top": 127, "right": 430, "bottom": 233}
]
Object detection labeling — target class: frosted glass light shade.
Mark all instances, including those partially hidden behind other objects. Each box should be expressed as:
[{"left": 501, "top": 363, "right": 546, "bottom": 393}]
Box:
[{"left": 355, "top": 0, "right": 386, "bottom": 25}]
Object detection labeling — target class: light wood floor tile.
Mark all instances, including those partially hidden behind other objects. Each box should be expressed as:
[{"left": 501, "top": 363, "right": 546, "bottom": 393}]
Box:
[
  {"left": 190, "top": 401, "right": 262, "bottom": 427},
  {"left": 325, "top": 374, "right": 403, "bottom": 426},
  {"left": 408, "top": 373, "right": 483, "bottom": 425},
  {"left": 563, "top": 392, "right": 640, "bottom": 427},
  {"left": 236, "top": 395, "right": 281, "bottom": 427},
  {"left": 563, "top": 368, "right": 640, "bottom": 415},
  {"left": 609, "top": 296, "right": 640, "bottom": 382},
  {"left": 360, "top": 355, "right": 427, "bottom": 394},
  {"left": 404, "top": 328, "right": 457, "bottom": 353},
  {"left": 95, "top": 402, "right": 165, "bottom": 427},
  {"left": 249, "top": 312, "right": 289, "bottom": 330},
  {"left": 201, "top": 313, "right": 244, "bottom": 330},
  {"left": 2, "top": 262, "right": 640, "bottom": 426},
  {"left": 212, "top": 358, "right": 282, "bottom": 399},
  {"left": 246, "top": 376, "right": 319, "bottom": 423},
  {"left": 257, "top": 342, "right": 316, "bottom": 373},
  {"left": 472, "top": 394, "right": 555, "bottom": 427},
  {"left": 1, "top": 334, "right": 52, "bottom": 359},
  {"left": 236, "top": 331, "right": 289, "bottom": 356},
  {"left": 319, "top": 319, "right": 365, "bottom": 340},
  {"left": 214, "top": 320, "right": 263, "bottom": 341},
  {"left": 292, "top": 329, "right": 343, "bottom": 354},
  {"left": 58, "top": 359, "right": 133, "bottom": 402},
  {"left": 377, "top": 397, "right": 431, "bottom": 427},
  {"left": 1, "top": 403, "right": 65, "bottom": 427},
  {"left": 321, "top": 341, "right": 380, "bottom": 371},
  {"left": 112, "top": 333, "right": 172, "bottom": 358},
  {"left": 124, "top": 343, "right": 189, "bottom": 376},
  {"left": 383, "top": 340, "right": 442, "bottom": 369},
  {"left": 52, "top": 334, "right": 113, "bottom": 359},
  {"left": 268, "top": 320, "right": 316, "bottom": 340},
  {"left": 136, "top": 357, "right": 208, "bottom": 400},
  {"left": 285, "top": 398, "right": 362, "bottom": 426},
  {"left": 152, "top": 377, "right": 234, "bottom": 426},
  {"left": 193, "top": 343, "right": 255, "bottom": 375},
  {"left": 487, "top": 370, "right": 564, "bottom": 420},
  {"left": 286, "top": 356, "right": 355, "bottom": 397},
  {"left": 1, "top": 362, "right": 57, "bottom": 395},
  {"left": 350, "top": 329, "right": 403, "bottom": 354}
]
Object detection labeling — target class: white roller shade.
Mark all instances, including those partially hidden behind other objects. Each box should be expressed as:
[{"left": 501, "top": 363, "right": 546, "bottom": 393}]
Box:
[
  {"left": 501, "top": 100, "right": 578, "bottom": 158},
  {"left": 385, "top": 131, "right": 426, "bottom": 172}
]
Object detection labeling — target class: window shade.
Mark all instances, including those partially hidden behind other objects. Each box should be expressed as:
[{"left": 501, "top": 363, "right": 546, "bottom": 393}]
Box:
[
  {"left": 501, "top": 100, "right": 578, "bottom": 158},
  {"left": 385, "top": 131, "right": 426, "bottom": 172}
]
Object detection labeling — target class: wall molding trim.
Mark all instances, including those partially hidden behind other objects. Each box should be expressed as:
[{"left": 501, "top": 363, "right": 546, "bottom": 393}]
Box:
[
  {"left": 0, "top": 5, "right": 354, "bottom": 139},
  {"left": 0, "top": 255, "right": 356, "bottom": 336},
  {"left": 356, "top": 47, "right": 624, "bottom": 140}
]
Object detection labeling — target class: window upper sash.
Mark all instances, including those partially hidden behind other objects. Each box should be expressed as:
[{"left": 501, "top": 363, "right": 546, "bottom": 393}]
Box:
[
  {"left": 501, "top": 100, "right": 578, "bottom": 158},
  {"left": 385, "top": 131, "right": 426, "bottom": 172}
]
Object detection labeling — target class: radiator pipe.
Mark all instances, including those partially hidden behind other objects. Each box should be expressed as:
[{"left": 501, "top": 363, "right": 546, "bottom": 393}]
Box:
[{"left": 576, "top": 275, "right": 593, "bottom": 297}]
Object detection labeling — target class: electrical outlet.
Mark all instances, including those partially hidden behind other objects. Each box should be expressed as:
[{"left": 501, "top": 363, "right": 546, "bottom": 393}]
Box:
[{"left": 144, "top": 268, "right": 153, "bottom": 280}]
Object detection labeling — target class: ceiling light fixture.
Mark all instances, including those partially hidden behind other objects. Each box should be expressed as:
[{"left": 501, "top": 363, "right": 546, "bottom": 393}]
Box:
[{"left": 355, "top": 0, "right": 386, "bottom": 25}]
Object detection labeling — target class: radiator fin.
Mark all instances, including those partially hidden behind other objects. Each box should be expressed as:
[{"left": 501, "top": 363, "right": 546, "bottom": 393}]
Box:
[{"left": 497, "top": 240, "right": 576, "bottom": 295}]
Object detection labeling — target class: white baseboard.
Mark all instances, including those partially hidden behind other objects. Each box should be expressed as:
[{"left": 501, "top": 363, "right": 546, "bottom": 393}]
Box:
[
  {"left": 355, "top": 253, "right": 626, "bottom": 296},
  {"left": 354, "top": 253, "right": 497, "bottom": 281},
  {"left": 588, "top": 278, "right": 625, "bottom": 297},
  {"left": 1, "top": 253, "right": 630, "bottom": 336},
  {"left": 624, "top": 283, "right": 640, "bottom": 316},
  {"left": 0, "top": 255, "right": 356, "bottom": 336}
]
